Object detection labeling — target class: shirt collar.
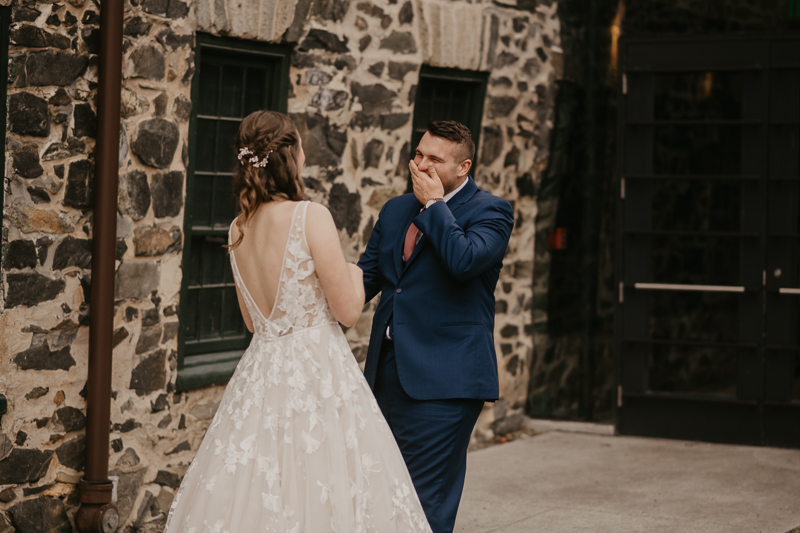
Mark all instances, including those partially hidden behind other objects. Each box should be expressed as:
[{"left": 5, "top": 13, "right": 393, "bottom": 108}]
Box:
[{"left": 444, "top": 176, "right": 470, "bottom": 203}]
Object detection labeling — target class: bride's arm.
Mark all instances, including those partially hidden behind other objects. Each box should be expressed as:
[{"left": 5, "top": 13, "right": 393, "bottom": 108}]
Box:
[{"left": 305, "top": 202, "right": 365, "bottom": 327}]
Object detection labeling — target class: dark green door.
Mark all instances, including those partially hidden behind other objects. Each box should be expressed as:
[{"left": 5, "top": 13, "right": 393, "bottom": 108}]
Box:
[{"left": 616, "top": 36, "right": 800, "bottom": 448}]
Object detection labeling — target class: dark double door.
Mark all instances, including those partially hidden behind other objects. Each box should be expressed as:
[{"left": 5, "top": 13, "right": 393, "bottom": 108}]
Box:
[{"left": 616, "top": 36, "right": 800, "bottom": 448}]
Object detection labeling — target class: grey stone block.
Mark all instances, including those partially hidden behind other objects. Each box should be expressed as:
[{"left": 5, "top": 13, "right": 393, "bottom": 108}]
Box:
[
  {"left": 115, "top": 261, "right": 160, "bottom": 300},
  {"left": 0, "top": 449, "right": 54, "bottom": 484}
]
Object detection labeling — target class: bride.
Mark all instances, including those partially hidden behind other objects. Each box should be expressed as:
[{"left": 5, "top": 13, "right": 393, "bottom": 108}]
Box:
[{"left": 164, "top": 110, "right": 432, "bottom": 533}]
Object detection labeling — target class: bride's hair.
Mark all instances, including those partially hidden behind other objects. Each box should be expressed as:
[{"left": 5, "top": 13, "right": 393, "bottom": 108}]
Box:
[{"left": 228, "top": 110, "right": 307, "bottom": 250}]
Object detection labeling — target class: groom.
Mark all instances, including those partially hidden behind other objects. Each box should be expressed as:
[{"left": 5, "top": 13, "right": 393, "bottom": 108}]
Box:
[{"left": 358, "top": 120, "right": 514, "bottom": 533}]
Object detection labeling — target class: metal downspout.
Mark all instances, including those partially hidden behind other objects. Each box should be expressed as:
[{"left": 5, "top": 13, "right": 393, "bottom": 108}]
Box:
[{"left": 75, "top": 0, "right": 123, "bottom": 531}]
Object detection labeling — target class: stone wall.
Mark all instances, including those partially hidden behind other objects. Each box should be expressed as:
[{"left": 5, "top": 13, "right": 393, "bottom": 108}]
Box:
[
  {"left": 0, "top": 0, "right": 561, "bottom": 531},
  {"left": 528, "top": 0, "right": 618, "bottom": 421}
]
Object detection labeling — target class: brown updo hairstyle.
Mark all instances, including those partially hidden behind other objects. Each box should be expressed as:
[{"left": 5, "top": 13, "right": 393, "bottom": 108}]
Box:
[{"left": 228, "top": 110, "right": 307, "bottom": 250}]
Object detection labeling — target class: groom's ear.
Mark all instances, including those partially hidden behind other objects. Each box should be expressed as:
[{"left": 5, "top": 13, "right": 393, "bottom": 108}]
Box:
[{"left": 458, "top": 159, "right": 472, "bottom": 177}]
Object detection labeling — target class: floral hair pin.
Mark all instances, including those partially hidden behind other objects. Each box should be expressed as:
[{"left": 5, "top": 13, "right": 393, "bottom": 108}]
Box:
[{"left": 238, "top": 147, "right": 273, "bottom": 168}]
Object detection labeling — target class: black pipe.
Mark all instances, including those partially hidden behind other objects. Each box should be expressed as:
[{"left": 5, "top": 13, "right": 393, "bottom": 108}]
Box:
[{"left": 76, "top": 0, "right": 123, "bottom": 530}]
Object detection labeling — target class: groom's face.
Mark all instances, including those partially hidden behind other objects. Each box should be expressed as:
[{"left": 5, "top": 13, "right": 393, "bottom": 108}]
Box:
[{"left": 413, "top": 132, "right": 472, "bottom": 195}]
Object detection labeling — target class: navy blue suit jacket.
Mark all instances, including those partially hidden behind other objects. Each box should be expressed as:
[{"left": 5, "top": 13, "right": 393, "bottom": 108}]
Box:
[{"left": 357, "top": 177, "right": 514, "bottom": 401}]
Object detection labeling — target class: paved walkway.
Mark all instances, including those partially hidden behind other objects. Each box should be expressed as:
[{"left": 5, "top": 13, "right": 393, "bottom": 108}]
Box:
[{"left": 455, "top": 419, "right": 800, "bottom": 533}]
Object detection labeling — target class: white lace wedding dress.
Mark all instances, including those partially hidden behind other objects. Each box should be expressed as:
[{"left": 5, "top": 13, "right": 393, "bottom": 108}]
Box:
[{"left": 165, "top": 201, "right": 431, "bottom": 533}]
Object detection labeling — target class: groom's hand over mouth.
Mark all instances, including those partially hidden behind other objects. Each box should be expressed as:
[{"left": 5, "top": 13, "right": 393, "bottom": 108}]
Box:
[{"left": 409, "top": 160, "right": 445, "bottom": 206}]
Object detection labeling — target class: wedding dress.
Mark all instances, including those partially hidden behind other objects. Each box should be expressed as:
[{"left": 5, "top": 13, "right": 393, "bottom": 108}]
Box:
[{"left": 165, "top": 201, "right": 431, "bottom": 533}]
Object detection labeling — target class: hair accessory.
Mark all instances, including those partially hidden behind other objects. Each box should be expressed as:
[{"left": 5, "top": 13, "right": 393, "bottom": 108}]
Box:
[{"left": 237, "top": 147, "right": 273, "bottom": 168}]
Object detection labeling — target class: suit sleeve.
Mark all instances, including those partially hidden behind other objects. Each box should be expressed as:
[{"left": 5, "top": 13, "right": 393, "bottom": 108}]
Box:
[
  {"left": 413, "top": 197, "right": 514, "bottom": 282},
  {"left": 357, "top": 204, "right": 385, "bottom": 303}
]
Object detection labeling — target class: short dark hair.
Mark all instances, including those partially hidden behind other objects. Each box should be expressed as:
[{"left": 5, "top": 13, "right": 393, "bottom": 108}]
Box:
[{"left": 426, "top": 120, "right": 475, "bottom": 162}]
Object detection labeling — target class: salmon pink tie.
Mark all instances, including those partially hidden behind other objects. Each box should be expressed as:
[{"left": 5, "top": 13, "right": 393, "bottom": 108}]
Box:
[{"left": 403, "top": 222, "right": 420, "bottom": 261}]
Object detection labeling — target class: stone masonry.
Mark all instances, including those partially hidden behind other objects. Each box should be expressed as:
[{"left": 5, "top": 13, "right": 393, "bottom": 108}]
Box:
[{"left": 0, "top": 0, "right": 561, "bottom": 530}]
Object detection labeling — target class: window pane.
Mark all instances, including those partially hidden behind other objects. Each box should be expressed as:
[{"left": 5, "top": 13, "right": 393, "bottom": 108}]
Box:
[
  {"left": 764, "top": 350, "right": 800, "bottom": 402},
  {"left": 765, "top": 292, "right": 800, "bottom": 348},
  {"left": 198, "top": 287, "right": 224, "bottom": 339},
  {"left": 769, "top": 125, "right": 800, "bottom": 177},
  {"left": 767, "top": 180, "right": 800, "bottom": 234},
  {"left": 216, "top": 120, "right": 240, "bottom": 173},
  {"left": 192, "top": 175, "right": 213, "bottom": 227},
  {"left": 769, "top": 69, "right": 799, "bottom": 121},
  {"left": 222, "top": 286, "right": 245, "bottom": 336},
  {"left": 185, "top": 236, "right": 202, "bottom": 286},
  {"left": 648, "top": 344, "right": 740, "bottom": 397},
  {"left": 220, "top": 65, "right": 245, "bottom": 118},
  {"left": 654, "top": 72, "right": 744, "bottom": 121},
  {"left": 415, "top": 84, "right": 433, "bottom": 127},
  {"left": 196, "top": 119, "right": 217, "bottom": 172},
  {"left": 432, "top": 86, "right": 452, "bottom": 121},
  {"left": 653, "top": 125, "right": 742, "bottom": 174},
  {"left": 199, "top": 63, "right": 220, "bottom": 116},
  {"left": 450, "top": 89, "right": 469, "bottom": 124},
  {"left": 651, "top": 292, "right": 740, "bottom": 343},
  {"left": 651, "top": 180, "right": 741, "bottom": 232},
  {"left": 183, "top": 288, "right": 198, "bottom": 341},
  {"left": 201, "top": 236, "right": 227, "bottom": 285},
  {"left": 649, "top": 235, "right": 740, "bottom": 286},
  {"left": 244, "top": 67, "right": 268, "bottom": 115},
  {"left": 223, "top": 254, "right": 235, "bottom": 283},
  {"left": 212, "top": 176, "right": 237, "bottom": 226}
]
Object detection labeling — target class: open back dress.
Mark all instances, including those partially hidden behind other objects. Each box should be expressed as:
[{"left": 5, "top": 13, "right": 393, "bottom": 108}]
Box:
[{"left": 164, "top": 201, "right": 431, "bottom": 533}]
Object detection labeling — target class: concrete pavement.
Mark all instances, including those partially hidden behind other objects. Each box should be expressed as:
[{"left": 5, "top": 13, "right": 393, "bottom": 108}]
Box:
[{"left": 455, "top": 419, "right": 800, "bottom": 533}]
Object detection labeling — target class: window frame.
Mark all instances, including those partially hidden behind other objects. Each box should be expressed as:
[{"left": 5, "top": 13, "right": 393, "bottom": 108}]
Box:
[
  {"left": 407, "top": 65, "right": 488, "bottom": 191},
  {"left": 176, "top": 33, "right": 291, "bottom": 391}
]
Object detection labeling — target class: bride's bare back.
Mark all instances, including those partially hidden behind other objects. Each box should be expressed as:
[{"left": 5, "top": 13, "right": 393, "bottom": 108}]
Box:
[{"left": 230, "top": 200, "right": 365, "bottom": 332}]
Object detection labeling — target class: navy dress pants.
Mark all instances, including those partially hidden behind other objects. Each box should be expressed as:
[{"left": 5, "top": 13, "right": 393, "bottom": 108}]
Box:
[{"left": 373, "top": 339, "right": 484, "bottom": 533}]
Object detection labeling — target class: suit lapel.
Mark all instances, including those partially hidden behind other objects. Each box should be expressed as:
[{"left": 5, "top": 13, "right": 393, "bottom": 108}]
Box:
[
  {"left": 403, "top": 177, "right": 479, "bottom": 270},
  {"left": 448, "top": 176, "right": 478, "bottom": 214}
]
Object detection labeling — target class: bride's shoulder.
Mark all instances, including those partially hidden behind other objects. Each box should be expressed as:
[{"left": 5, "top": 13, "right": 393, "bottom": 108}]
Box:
[
  {"left": 303, "top": 201, "right": 338, "bottom": 247},
  {"left": 304, "top": 201, "right": 334, "bottom": 226}
]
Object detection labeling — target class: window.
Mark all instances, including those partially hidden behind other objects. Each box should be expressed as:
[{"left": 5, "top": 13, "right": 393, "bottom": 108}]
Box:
[
  {"left": 408, "top": 65, "right": 488, "bottom": 190},
  {"left": 177, "top": 34, "right": 290, "bottom": 390}
]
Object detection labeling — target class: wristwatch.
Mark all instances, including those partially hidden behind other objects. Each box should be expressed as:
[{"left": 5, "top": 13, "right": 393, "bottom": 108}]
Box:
[{"left": 425, "top": 197, "right": 444, "bottom": 209}]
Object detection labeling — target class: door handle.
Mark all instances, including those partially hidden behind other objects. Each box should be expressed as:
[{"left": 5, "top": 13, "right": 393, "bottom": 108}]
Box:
[
  {"left": 778, "top": 288, "right": 800, "bottom": 294},
  {"left": 633, "top": 283, "right": 745, "bottom": 293}
]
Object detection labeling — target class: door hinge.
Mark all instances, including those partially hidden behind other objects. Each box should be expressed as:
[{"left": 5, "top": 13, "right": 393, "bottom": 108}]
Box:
[
  {"left": 620, "top": 177, "right": 625, "bottom": 199},
  {"left": 622, "top": 73, "right": 627, "bottom": 95},
  {"left": 619, "top": 281, "right": 624, "bottom": 303},
  {"left": 617, "top": 385, "right": 623, "bottom": 407}
]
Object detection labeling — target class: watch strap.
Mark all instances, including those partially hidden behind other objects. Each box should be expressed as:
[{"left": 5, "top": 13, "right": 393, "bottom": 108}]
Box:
[{"left": 425, "top": 197, "right": 444, "bottom": 209}]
